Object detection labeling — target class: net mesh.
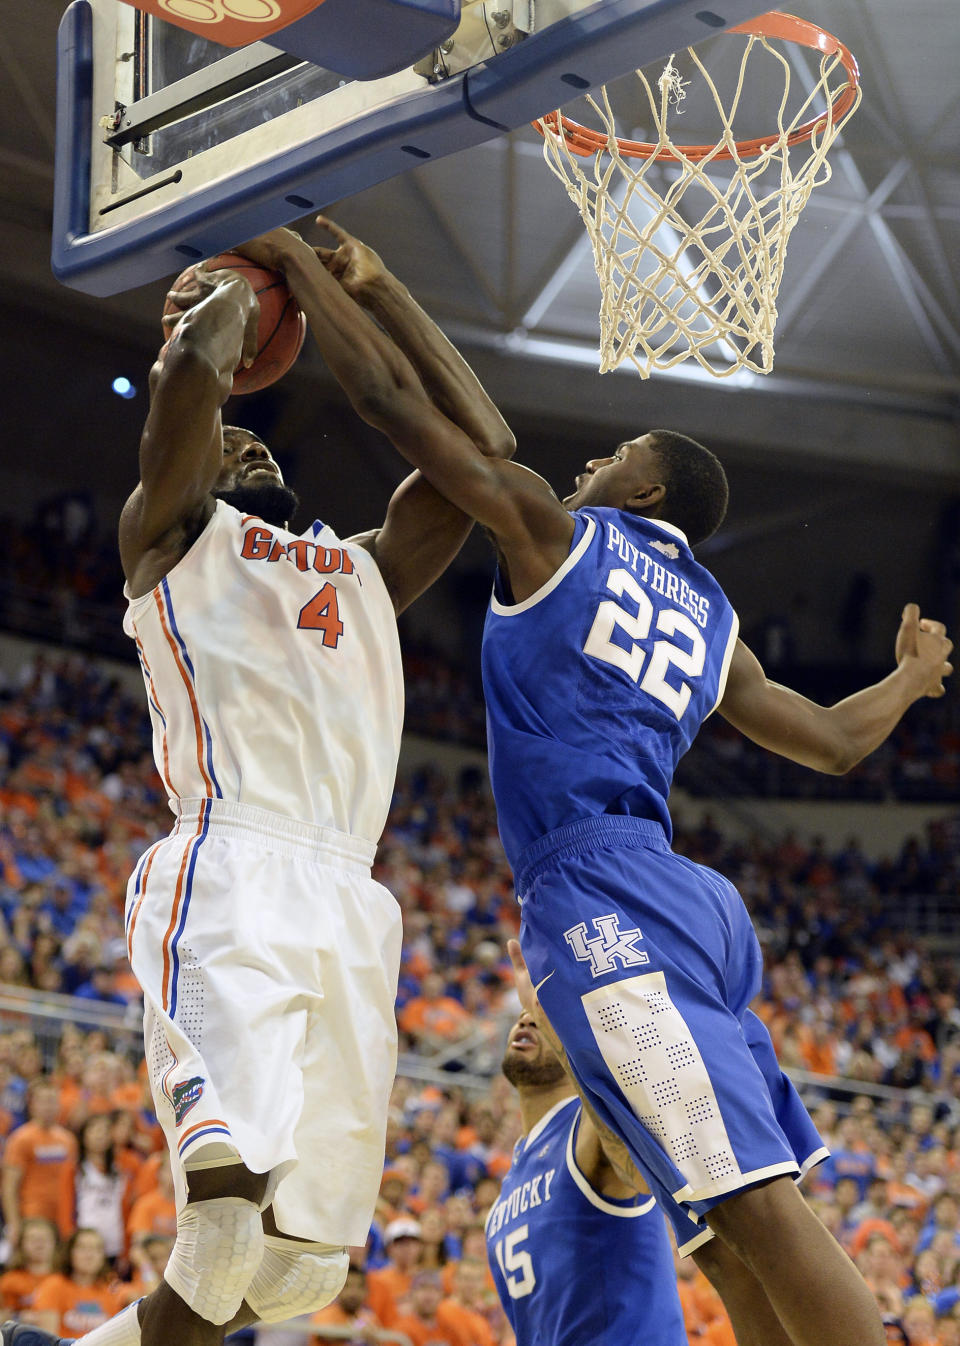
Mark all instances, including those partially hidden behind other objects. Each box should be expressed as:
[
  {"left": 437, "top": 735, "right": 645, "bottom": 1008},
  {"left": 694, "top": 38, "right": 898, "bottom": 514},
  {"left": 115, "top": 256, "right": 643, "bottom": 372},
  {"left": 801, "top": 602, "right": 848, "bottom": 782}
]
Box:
[{"left": 535, "top": 33, "right": 861, "bottom": 378}]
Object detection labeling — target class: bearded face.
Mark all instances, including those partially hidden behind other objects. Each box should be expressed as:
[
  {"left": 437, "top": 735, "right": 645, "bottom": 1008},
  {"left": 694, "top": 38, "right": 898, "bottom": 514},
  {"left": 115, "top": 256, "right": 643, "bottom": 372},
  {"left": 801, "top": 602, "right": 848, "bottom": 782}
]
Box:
[{"left": 501, "top": 1018, "right": 567, "bottom": 1089}]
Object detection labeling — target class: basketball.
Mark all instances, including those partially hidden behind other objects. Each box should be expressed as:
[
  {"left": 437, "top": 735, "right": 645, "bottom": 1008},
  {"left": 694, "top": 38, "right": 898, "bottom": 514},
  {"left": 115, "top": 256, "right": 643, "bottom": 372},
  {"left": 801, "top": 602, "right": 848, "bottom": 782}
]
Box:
[{"left": 163, "top": 251, "right": 307, "bottom": 394}]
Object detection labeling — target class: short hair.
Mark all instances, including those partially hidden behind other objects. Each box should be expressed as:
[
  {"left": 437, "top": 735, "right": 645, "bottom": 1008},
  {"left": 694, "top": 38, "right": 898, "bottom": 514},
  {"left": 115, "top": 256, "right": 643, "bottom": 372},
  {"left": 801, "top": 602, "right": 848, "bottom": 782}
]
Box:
[{"left": 638, "top": 429, "right": 729, "bottom": 546}]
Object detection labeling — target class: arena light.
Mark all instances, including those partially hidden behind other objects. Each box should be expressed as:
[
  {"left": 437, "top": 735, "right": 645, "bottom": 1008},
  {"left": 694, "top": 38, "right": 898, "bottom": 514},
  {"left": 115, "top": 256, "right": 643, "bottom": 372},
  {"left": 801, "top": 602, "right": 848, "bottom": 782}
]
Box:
[{"left": 112, "top": 376, "right": 136, "bottom": 399}]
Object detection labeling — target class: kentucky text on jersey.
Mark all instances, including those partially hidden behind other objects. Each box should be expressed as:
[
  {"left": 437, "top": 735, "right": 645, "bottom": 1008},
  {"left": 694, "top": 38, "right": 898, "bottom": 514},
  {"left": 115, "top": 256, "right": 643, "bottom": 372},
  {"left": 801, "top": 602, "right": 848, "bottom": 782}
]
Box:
[
  {"left": 486, "top": 1168, "right": 557, "bottom": 1236},
  {"left": 241, "top": 524, "right": 357, "bottom": 577},
  {"left": 605, "top": 521, "right": 710, "bottom": 627}
]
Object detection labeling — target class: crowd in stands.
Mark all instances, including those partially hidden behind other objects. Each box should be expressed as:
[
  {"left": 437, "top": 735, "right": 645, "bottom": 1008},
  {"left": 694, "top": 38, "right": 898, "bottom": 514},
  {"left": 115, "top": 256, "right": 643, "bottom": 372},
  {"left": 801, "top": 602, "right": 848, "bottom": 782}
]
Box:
[
  {"left": 2, "top": 498, "right": 959, "bottom": 802},
  {"left": 1, "top": 649, "right": 959, "bottom": 1342}
]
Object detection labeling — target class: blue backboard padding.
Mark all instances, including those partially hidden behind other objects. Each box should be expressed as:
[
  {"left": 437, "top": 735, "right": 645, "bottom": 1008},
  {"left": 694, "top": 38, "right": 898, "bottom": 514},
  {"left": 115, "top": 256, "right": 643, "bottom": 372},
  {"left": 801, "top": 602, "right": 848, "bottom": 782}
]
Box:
[
  {"left": 53, "top": 0, "right": 766, "bottom": 296},
  {"left": 275, "top": 0, "right": 460, "bottom": 81},
  {"left": 464, "top": 0, "right": 767, "bottom": 127}
]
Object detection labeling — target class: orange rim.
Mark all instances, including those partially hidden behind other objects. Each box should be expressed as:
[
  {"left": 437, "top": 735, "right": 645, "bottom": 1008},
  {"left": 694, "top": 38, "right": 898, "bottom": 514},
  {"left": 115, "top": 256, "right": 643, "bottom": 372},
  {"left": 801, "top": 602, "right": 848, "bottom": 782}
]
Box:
[{"left": 534, "top": 10, "right": 860, "bottom": 162}]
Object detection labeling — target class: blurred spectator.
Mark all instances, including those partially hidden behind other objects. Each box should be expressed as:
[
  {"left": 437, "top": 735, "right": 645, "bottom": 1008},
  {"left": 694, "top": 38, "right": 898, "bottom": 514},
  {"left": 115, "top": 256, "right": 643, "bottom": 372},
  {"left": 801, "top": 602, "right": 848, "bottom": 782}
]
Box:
[
  {"left": 399, "top": 974, "right": 474, "bottom": 1053},
  {"left": 0, "top": 1218, "right": 59, "bottom": 1318},
  {"left": 1, "top": 1081, "right": 77, "bottom": 1242},
  {"left": 368, "top": 1218, "right": 424, "bottom": 1328},
  {"left": 393, "top": 1270, "right": 462, "bottom": 1346},
  {"left": 31, "top": 1228, "right": 126, "bottom": 1338},
  {"left": 73, "top": 1114, "right": 129, "bottom": 1261}
]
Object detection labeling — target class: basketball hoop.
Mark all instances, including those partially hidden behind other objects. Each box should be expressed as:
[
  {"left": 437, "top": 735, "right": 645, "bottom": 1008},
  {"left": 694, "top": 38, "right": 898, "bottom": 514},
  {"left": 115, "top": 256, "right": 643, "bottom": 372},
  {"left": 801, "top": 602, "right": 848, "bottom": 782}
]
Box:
[{"left": 533, "top": 11, "right": 861, "bottom": 379}]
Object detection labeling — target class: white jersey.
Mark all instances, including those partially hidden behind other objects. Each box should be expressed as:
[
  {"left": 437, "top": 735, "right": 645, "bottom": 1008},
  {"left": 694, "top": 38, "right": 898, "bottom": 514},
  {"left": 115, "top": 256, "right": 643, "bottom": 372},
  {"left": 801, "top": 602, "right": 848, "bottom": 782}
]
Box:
[{"left": 123, "top": 500, "right": 403, "bottom": 842}]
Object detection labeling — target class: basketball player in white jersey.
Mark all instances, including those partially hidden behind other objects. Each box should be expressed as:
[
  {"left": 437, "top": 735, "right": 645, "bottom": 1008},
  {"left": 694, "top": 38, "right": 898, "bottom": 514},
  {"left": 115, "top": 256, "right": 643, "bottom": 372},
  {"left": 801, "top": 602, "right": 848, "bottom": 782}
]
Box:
[{"left": 1, "top": 225, "right": 514, "bottom": 1346}]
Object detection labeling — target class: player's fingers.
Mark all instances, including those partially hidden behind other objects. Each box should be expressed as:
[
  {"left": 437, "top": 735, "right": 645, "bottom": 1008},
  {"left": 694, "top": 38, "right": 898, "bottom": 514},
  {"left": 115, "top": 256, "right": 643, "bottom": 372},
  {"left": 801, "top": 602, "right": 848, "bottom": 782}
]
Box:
[
  {"left": 241, "top": 314, "right": 259, "bottom": 368},
  {"left": 166, "top": 283, "right": 200, "bottom": 305},
  {"left": 507, "top": 938, "right": 524, "bottom": 973},
  {"left": 315, "top": 214, "right": 350, "bottom": 242},
  {"left": 901, "top": 602, "right": 920, "bottom": 625},
  {"left": 918, "top": 618, "right": 948, "bottom": 637}
]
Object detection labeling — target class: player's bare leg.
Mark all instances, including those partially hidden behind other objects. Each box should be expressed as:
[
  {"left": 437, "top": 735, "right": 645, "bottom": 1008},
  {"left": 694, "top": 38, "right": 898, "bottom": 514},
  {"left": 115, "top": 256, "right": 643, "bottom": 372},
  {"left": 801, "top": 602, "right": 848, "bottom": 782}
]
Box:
[
  {"left": 705, "top": 1176, "right": 885, "bottom": 1346},
  {"left": 693, "top": 1237, "right": 792, "bottom": 1346}
]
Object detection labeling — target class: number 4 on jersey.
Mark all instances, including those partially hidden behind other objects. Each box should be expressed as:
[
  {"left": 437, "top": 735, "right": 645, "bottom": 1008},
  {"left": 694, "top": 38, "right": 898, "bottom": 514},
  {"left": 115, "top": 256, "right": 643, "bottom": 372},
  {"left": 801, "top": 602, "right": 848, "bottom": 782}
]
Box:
[{"left": 297, "top": 583, "right": 344, "bottom": 648}]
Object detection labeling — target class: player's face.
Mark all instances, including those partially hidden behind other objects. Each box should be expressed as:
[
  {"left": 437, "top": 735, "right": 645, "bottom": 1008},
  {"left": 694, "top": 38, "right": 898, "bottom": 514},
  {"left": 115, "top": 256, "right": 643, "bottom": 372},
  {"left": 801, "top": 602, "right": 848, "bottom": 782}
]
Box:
[
  {"left": 501, "top": 1013, "right": 567, "bottom": 1089},
  {"left": 213, "top": 425, "right": 300, "bottom": 526},
  {"left": 562, "top": 433, "right": 663, "bottom": 511},
  {"left": 216, "top": 426, "right": 284, "bottom": 492}
]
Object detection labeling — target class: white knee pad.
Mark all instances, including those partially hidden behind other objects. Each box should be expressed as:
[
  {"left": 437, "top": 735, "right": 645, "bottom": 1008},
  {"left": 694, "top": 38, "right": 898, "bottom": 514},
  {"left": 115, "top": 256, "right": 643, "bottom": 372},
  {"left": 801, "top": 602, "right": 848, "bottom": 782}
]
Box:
[
  {"left": 164, "top": 1196, "right": 264, "bottom": 1325},
  {"left": 245, "top": 1234, "right": 349, "bottom": 1323}
]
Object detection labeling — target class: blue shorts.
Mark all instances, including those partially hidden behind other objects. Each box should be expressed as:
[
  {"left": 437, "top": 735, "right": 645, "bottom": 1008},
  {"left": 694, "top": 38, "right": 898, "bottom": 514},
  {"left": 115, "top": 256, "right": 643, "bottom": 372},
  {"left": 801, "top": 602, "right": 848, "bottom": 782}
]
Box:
[{"left": 516, "top": 816, "right": 828, "bottom": 1254}]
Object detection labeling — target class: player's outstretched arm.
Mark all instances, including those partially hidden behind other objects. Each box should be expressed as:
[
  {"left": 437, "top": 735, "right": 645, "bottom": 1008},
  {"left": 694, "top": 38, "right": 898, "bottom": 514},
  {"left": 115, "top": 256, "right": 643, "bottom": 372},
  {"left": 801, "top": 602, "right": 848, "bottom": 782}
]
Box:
[
  {"left": 119, "top": 268, "right": 259, "bottom": 591},
  {"left": 719, "top": 603, "right": 953, "bottom": 773},
  {"left": 234, "top": 230, "right": 574, "bottom": 608},
  {"left": 313, "top": 215, "right": 516, "bottom": 461}
]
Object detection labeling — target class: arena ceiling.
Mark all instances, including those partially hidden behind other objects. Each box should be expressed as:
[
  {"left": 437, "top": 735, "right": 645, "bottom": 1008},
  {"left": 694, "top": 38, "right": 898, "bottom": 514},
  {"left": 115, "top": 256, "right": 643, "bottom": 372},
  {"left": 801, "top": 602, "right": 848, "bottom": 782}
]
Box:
[{"left": 2, "top": 1, "right": 958, "bottom": 493}]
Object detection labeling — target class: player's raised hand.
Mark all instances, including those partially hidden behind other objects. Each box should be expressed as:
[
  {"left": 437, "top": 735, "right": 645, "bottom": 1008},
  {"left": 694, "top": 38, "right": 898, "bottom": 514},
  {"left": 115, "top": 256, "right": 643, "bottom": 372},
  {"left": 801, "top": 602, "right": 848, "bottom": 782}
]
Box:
[
  {"left": 894, "top": 603, "right": 953, "bottom": 698},
  {"left": 161, "top": 263, "right": 260, "bottom": 368},
  {"left": 314, "top": 215, "right": 387, "bottom": 298}
]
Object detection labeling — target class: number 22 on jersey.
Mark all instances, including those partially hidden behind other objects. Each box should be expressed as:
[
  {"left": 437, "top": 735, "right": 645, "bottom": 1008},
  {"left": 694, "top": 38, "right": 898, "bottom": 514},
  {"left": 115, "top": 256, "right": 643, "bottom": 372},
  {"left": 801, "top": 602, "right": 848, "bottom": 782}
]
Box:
[{"left": 584, "top": 568, "right": 706, "bottom": 719}]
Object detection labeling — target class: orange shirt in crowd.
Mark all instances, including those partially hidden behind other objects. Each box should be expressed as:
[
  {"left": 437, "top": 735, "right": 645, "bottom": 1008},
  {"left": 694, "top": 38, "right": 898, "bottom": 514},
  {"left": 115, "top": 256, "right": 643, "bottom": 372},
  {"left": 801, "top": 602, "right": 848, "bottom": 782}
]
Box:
[
  {"left": 57, "top": 1084, "right": 115, "bottom": 1128},
  {"left": 0, "top": 1267, "right": 48, "bottom": 1314},
  {"left": 391, "top": 1312, "right": 464, "bottom": 1346},
  {"left": 700, "top": 1318, "right": 738, "bottom": 1346},
  {"left": 3, "top": 1121, "right": 77, "bottom": 1237},
  {"left": 441, "top": 1262, "right": 497, "bottom": 1298},
  {"left": 437, "top": 1298, "right": 496, "bottom": 1346},
  {"left": 32, "top": 1276, "right": 126, "bottom": 1339},
  {"left": 129, "top": 1152, "right": 164, "bottom": 1203},
  {"left": 399, "top": 996, "right": 471, "bottom": 1042},
  {"left": 311, "top": 1301, "right": 382, "bottom": 1340},
  {"left": 112, "top": 1083, "right": 142, "bottom": 1113},
  {"left": 366, "top": 1266, "right": 412, "bottom": 1327},
  {"left": 849, "top": 1218, "right": 900, "bottom": 1259},
  {"left": 127, "top": 1188, "right": 177, "bottom": 1241}
]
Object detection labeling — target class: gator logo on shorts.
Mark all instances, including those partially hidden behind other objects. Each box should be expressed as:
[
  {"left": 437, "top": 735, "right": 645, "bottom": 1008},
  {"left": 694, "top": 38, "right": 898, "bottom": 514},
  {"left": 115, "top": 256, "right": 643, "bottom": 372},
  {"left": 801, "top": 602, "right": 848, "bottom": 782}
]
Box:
[{"left": 172, "top": 1076, "right": 205, "bottom": 1125}]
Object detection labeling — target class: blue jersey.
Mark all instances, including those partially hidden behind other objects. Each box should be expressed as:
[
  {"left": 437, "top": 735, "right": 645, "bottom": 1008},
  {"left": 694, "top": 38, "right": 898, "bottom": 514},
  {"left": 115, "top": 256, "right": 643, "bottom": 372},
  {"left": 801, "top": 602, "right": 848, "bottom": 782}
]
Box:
[
  {"left": 481, "top": 509, "right": 738, "bottom": 871},
  {"left": 485, "top": 1096, "right": 686, "bottom": 1346}
]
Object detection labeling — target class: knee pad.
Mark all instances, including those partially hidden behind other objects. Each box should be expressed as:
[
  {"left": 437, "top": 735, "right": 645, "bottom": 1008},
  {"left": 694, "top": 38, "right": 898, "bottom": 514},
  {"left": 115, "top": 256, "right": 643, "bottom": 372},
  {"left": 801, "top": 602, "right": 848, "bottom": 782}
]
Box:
[
  {"left": 164, "top": 1196, "right": 264, "bottom": 1325},
  {"left": 245, "top": 1235, "right": 349, "bottom": 1323}
]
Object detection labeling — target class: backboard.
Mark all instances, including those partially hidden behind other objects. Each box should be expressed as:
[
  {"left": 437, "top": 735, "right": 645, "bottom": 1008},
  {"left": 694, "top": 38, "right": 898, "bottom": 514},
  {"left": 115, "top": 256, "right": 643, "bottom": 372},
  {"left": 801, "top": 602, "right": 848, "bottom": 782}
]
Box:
[{"left": 53, "top": 0, "right": 767, "bottom": 296}]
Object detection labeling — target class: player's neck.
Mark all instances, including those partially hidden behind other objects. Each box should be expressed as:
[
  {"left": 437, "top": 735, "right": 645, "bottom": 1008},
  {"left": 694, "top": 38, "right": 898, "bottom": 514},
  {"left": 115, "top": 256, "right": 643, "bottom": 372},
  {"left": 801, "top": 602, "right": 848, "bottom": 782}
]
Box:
[{"left": 519, "top": 1083, "right": 576, "bottom": 1136}]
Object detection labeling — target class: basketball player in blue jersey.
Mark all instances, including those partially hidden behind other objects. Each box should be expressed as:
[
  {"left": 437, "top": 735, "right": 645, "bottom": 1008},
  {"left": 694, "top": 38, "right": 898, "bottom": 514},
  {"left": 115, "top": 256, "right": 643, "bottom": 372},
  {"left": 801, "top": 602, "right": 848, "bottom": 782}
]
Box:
[
  {"left": 254, "top": 229, "right": 954, "bottom": 1346},
  {"left": 2, "top": 228, "right": 515, "bottom": 1346},
  {"left": 489, "top": 982, "right": 687, "bottom": 1345}
]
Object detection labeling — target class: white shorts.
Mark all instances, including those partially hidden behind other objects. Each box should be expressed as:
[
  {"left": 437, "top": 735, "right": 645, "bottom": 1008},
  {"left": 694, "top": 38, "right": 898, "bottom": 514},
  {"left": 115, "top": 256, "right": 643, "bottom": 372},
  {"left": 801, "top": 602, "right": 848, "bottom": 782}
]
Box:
[{"left": 125, "top": 798, "right": 402, "bottom": 1246}]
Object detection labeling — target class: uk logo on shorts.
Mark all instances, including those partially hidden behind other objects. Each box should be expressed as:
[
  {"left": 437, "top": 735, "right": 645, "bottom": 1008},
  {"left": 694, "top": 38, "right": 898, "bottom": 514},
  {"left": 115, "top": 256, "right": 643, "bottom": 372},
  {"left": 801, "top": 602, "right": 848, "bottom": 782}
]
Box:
[
  {"left": 564, "top": 914, "right": 649, "bottom": 976},
  {"left": 172, "top": 1076, "right": 205, "bottom": 1125}
]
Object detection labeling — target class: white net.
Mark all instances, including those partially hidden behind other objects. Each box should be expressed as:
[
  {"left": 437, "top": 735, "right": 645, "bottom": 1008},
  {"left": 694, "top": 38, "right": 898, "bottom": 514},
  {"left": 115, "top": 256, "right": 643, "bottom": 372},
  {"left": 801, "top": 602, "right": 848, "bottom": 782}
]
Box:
[{"left": 535, "top": 29, "right": 861, "bottom": 378}]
